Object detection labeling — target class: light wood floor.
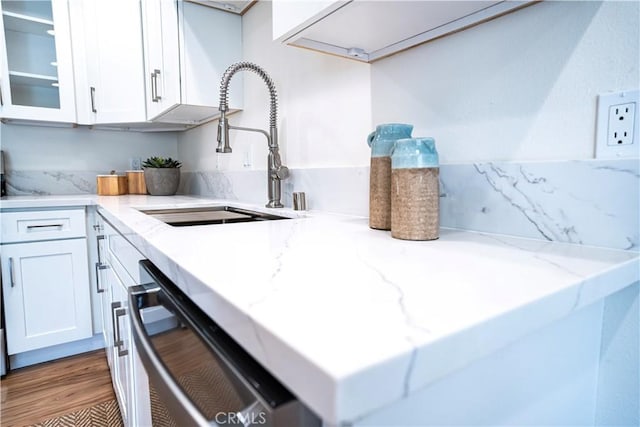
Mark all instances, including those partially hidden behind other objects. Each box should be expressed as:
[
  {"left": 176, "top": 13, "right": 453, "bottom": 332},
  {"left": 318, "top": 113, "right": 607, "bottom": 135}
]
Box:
[{"left": 0, "top": 349, "right": 115, "bottom": 427}]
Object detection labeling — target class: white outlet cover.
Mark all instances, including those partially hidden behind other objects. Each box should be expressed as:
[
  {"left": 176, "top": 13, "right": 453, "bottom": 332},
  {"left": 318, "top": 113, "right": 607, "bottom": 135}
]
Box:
[{"left": 595, "top": 89, "right": 640, "bottom": 159}]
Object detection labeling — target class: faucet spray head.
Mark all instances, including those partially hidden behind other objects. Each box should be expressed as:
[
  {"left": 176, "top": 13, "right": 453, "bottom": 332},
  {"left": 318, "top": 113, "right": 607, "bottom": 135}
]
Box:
[{"left": 216, "top": 116, "right": 232, "bottom": 153}]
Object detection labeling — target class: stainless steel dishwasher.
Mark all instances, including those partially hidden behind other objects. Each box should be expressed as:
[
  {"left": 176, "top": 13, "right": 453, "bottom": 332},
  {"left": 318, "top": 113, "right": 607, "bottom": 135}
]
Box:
[{"left": 129, "top": 260, "right": 320, "bottom": 427}]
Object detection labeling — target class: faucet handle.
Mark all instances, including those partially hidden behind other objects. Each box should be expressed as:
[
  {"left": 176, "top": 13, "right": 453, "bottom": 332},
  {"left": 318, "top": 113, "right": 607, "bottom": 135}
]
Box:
[{"left": 273, "top": 165, "right": 289, "bottom": 180}]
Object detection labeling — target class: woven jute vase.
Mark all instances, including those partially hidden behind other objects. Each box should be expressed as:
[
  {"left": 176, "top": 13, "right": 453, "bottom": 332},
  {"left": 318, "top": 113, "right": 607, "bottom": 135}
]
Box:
[
  {"left": 367, "top": 123, "right": 413, "bottom": 230},
  {"left": 391, "top": 167, "right": 439, "bottom": 240},
  {"left": 369, "top": 156, "right": 392, "bottom": 230}
]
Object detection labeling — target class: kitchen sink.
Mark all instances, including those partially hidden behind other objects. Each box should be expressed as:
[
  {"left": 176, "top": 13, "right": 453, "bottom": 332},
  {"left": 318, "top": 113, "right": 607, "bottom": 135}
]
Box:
[{"left": 138, "top": 206, "right": 291, "bottom": 227}]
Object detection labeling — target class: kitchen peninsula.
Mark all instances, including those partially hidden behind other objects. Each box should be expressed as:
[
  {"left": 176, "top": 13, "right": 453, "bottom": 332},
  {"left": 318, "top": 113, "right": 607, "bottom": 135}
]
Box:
[{"left": 2, "top": 194, "right": 638, "bottom": 426}]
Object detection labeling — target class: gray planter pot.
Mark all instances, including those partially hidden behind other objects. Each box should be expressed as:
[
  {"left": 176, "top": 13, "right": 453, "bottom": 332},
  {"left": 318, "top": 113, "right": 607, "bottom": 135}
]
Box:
[{"left": 143, "top": 168, "right": 180, "bottom": 196}]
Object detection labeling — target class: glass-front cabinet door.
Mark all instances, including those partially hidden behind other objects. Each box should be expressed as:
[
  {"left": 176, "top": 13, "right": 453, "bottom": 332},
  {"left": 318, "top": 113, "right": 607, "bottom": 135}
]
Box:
[{"left": 0, "top": 0, "right": 76, "bottom": 122}]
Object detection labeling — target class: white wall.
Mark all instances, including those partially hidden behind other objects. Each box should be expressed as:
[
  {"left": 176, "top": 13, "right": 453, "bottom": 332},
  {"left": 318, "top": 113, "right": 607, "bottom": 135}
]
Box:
[
  {"left": 0, "top": 124, "right": 178, "bottom": 172},
  {"left": 177, "top": 1, "right": 372, "bottom": 171},
  {"left": 371, "top": 0, "right": 640, "bottom": 163},
  {"left": 179, "top": 0, "right": 639, "bottom": 168}
]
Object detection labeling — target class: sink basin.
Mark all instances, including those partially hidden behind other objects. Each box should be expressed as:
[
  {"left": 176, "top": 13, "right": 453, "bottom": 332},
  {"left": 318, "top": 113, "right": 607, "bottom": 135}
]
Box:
[{"left": 138, "top": 206, "right": 291, "bottom": 227}]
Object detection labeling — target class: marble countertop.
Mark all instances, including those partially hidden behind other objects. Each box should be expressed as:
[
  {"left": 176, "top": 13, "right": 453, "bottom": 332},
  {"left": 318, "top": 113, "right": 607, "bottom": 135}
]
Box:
[
  {"left": 0, "top": 195, "right": 95, "bottom": 208},
  {"left": 2, "top": 195, "right": 639, "bottom": 424}
]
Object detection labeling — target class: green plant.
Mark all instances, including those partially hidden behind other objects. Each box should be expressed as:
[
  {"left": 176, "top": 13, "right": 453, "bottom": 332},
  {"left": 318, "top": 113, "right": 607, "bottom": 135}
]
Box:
[{"left": 142, "top": 156, "right": 182, "bottom": 168}]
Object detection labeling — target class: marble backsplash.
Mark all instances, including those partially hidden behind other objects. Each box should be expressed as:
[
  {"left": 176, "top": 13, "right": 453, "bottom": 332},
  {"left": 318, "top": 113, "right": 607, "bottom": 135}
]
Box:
[
  {"left": 5, "top": 159, "right": 638, "bottom": 250},
  {"left": 5, "top": 170, "right": 104, "bottom": 195}
]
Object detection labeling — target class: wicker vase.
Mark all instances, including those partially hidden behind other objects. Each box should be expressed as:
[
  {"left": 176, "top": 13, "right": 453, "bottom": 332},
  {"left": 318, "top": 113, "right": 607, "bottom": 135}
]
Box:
[
  {"left": 390, "top": 137, "right": 439, "bottom": 241},
  {"left": 367, "top": 123, "right": 413, "bottom": 230}
]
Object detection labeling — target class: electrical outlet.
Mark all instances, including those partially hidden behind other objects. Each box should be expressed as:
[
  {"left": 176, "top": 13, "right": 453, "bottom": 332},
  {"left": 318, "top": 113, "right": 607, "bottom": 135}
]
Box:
[
  {"left": 129, "top": 157, "right": 142, "bottom": 170},
  {"left": 595, "top": 89, "right": 639, "bottom": 158},
  {"left": 607, "top": 102, "right": 635, "bottom": 146},
  {"left": 242, "top": 146, "right": 253, "bottom": 168}
]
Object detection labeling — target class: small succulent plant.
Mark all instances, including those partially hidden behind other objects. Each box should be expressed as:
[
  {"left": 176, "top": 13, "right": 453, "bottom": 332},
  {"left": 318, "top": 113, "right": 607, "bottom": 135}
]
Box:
[{"left": 142, "top": 156, "right": 182, "bottom": 168}]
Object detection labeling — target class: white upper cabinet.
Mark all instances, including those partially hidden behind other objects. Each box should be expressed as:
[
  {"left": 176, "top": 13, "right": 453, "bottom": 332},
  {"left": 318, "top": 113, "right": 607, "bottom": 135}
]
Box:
[
  {"left": 273, "top": 0, "right": 535, "bottom": 63},
  {"left": 70, "top": 0, "right": 147, "bottom": 125},
  {"left": 142, "top": 0, "right": 242, "bottom": 125},
  {"left": 0, "top": 0, "right": 76, "bottom": 121}
]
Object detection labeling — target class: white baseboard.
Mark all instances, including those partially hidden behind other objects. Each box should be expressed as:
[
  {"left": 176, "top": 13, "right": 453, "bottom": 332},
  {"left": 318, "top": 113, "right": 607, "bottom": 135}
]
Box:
[{"left": 9, "top": 334, "right": 105, "bottom": 370}]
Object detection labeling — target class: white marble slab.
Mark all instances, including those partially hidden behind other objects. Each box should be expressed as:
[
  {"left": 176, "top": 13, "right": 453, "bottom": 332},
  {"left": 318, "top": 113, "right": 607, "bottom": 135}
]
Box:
[
  {"left": 180, "top": 167, "right": 370, "bottom": 216},
  {"left": 439, "top": 159, "right": 640, "bottom": 250},
  {"left": 0, "top": 194, "right": 95, "bottom": 209},
  {"left": 86, "top": 195, "right": 639, "bottom": 425},
  {"left": 7, "top": 159, "right": 638, "bottom": 250},
  {"left": 181, "top": 159, "right": 639, "bottom": 250},
  {"left": 5, "top": 170, "right": 105, "bottom": 195}
]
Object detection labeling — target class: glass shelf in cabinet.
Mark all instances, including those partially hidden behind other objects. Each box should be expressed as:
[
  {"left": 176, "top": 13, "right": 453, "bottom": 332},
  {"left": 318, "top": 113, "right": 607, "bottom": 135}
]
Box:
[{"left": 2, "top": 11, "right": 54, "bottom": 36}]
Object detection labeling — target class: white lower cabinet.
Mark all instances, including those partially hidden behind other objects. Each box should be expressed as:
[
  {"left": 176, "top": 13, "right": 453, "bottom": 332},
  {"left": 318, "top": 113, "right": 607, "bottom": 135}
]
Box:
[
  {"left": 97, "top": 214, "right": 150, "bottom": 427},
  {"left": 104, "top": 260, "right": 133, "bottom": 426},
  {"left": 0, "top": 207, "right": 92, "bottom": 359},
  {"left": 0, "top": 238, "right": 92, "bottom": 354}
]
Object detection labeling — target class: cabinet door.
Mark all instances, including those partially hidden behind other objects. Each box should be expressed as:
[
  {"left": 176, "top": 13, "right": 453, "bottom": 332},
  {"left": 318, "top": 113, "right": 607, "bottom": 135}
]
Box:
[
  {"left": 0, "top": 0, "right": 76, "bottom": 121},
  {"left": 0, "top": 238, "right": 91, "bottom": 354},
  {"left": 74, "top": 0, "right": 146, "bottom": 124},
  {"left": 105, "top": 264, "right": 133, "bottom": 426},
  {"left": 141, "top": 0, "right": 179, "bottom": 121}
]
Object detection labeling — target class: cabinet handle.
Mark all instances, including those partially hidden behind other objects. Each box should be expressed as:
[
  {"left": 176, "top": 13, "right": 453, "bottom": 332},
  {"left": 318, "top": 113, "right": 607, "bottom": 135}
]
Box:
[
  {"left": 0, "top": 83, "right": 3, "bottom": 106},
  {"left": 95, "top": 262, "right": 108, "bottom": 293},
  {"left": 154, "top": 70, "right": 162, "bottom": 101},
  {"left": 26, "top": 224, "right": 64, "bottom": 231},
  {"left": 90, "top": 86, "right": 97, "bottom": 113},
  {"left": 96, "top": 234, "right": 105, "bottom": 264},
  {"left": 93, "top": 224, "right": 103, "bottom": 231},
  {"left": 9, "top": 257, "right": 15, "bottom": 287},
  {"left": 150, "top": 72, "right": 157, "bottom": 102},
  {"left": 111, "top": 301, "right": 121, "bottom": 346},
  {"left": 114, "top": 307, "right": 129, "bottom": 357},
  {"left": 151, "top": 69, "right": 162, "bottom": 102}
]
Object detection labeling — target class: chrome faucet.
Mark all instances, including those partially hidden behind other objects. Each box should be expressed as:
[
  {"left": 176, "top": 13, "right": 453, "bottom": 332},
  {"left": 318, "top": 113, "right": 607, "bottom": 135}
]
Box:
[{"left": 216, "top": 62, "right": 289, "bottom": 208}]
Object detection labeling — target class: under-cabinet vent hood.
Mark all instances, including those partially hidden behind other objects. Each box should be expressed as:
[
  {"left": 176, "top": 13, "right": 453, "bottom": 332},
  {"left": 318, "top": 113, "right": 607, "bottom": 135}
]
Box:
[
  {"left": 186, "top": 0, "right": 256, "bottom": 15},
  {"left": 275, "top": 0, "right": 537, "bottom": 63}
]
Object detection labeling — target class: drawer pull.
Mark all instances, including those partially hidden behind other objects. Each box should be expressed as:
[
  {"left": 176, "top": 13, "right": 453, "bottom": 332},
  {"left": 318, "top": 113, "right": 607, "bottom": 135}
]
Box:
[
  {"left": 114, "top": 306, "right": 129, "bottom": 357},
  {"left": 9, "top": 257, "right": 16, "bottom": 287},
  {"left": 96, "top": 235, "right": 105, "bottom": 264},
  {"left": 95, "top": 262, "right": 108, "bottom": 293},
  {"left": 26, "top": 224, "right": 64, "bottom": 231},
  {"left": 111, "top": 301, "right": 121, "bottom": 348}
]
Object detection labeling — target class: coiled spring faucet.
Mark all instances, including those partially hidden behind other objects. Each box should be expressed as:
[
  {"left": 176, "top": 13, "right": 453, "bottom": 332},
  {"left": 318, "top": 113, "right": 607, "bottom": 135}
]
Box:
[{"left": 216, "top": 62, "right": 289, "bottom": 208}]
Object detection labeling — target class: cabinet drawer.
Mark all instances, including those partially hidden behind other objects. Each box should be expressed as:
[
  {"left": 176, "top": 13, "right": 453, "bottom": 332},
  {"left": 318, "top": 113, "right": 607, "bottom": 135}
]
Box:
[
  {"left": 108, "top": 231, "right": 145, "bottom": 286},
  {"left": 1, "top": 209, "right": 86, "bottom": 243}
]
